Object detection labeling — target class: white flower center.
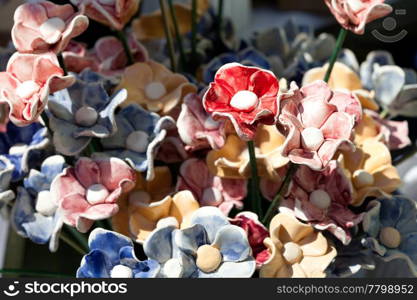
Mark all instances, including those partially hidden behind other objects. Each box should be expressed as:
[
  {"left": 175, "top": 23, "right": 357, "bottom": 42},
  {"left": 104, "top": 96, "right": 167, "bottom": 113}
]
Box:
[
  {"left": 230, "top": 90, "right": 259, "bottom": 111},
  {"left": 86, "top": 184, "right": 109, "bottom": 205},
  {"left": 163, "top": 258, "right": 183, "bottom": 278},
  {"left": 204, "top": 116, "right": 219, "bottom": 130},
  {"left": 126, "top": 131, "right": 149, "bottom": 153},
  {"left": 282, "top": 242, "right": 303, "bottom": 264},
  {"left": 8, "top": 143, "right": 28, "bottom": 155},
  {"left": 196, "top": 245, "right": 222, "bottom": 273},
  {"left": 156, "top": 216, "right": 179, "bottom": 229},
  {"left": 301, "top": 127, "right": 324, "bottom": 151},
  {"left": 379, "top": 226, "right": 401, "bottom": 249},
  {"left": 75, "top": 106, "right": 98, "bottom": 127},
  {"left": 110, "top": 265, "right": 133, "bottom": 278},
  {"left": 145, "top": 82, "right": 167, "bottom": 100},
  {"left": 129, "top": 190, "right": 152, "bottom": 206},
  {"left": 201, "top": 187, "right": 223, "bottom": 207},
  {"left": 40, "top": 17, "right": 66, "bottom": 39},
  {"left": 35, "top": 190, "right": 57, "bottom": 217},
  {"left": 352, "top": 169, "right": 374, "bottom": 189},
  {"left": 16, "top": 81, "right": 40, "bottom": 99},
  {"left": 309, "top": 189, "right": 332, "bottom": 210}
]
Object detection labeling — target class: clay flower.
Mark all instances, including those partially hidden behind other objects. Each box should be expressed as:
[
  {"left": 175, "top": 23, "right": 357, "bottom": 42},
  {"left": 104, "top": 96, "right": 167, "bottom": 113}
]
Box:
[
  {"left": 280, "top": 80, "right": 361, "bottom": 170},
  {"left": 360, "top": 50, "right": 394, "bottom": 90},
  {"left": 176, "top": 158, "right": 246, "bottom": 215},
  {"left": 12, "top": 156, "right": 66, "bottom": 252},
  {"left": 12, "top": 1, "right": 89, "bottom": 54},
  {"left": 177, "top": 93, "right": 226, "bottom": 151},
  {"left": 207, "top": 125, "right": 289, "bottom": 179},
  {"left": 71, "top": 0, "right": 140, "bottom": 30},
  {"left": 324, "top": 0, "right": 393, "bottom": 35},
  {"left": 116, "top": 61, "right": 196, "bottom": 115},
  {"left": 203, "top": 63, "right": 279, "bottom": 140},
  {"left": 260, "top": 213, "right": 337, "bottom": 278},
  {"left": 0, "top": 52, "right": 75, "bottom": 126},
  {"left": 62, "top": 41, "right": 97, "bottom": 74},
  {"left": 363, "top": 196, "right": 417, "bottom": 277},
  {"left": 144, "top": 207, "right": 256, "bottom": 278},
  {"left": 51, "top": 157, "right": 136, "bottom": 233},
  {"left": 48, "top": 70, "right": 127, "bottom": 156},
  {"left": 0, "top": 156, "right": 15, "bottom": 211},
  {"left": 338, "top": 139, "right": 401, "bottom": 207},
  {"left": 77, "top": 228, "right": 160, "bottom": 278},
  {"left": 95, "top": 104, "right": 176, "bottom": 181}
]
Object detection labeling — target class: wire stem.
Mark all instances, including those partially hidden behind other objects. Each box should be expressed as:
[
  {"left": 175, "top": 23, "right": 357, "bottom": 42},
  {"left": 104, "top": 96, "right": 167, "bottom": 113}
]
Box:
[
  {"left": 323, "top": 28, "right": 347, "bottom": 83},
  {"left": 116, "top": 30, "right": 134, "bottom": 66},
  {"left": 159, "top": 0, "right": 177, "bottom": 72},
  {"left": 64, "top": 226, "right": 89, "bottom": 253},
  {"left": 247, "top": 141, "right": 263, "bottom": 218},
  {"left": 59, "top": 232, "right": 87, "bottom": 256},
  {"left": 167, "top": 0, "right": 187, "bottom": 71}
]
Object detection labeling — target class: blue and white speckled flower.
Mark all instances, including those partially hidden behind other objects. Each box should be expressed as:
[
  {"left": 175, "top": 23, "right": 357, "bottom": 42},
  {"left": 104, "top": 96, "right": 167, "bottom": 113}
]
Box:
[
  {"left": 0, "top": 156, "right": 15, "bottom": 213},
  {"left": 77, "top": 228, "right": 160, "bottom": 278},
  {"left": 144, "top": 206, "right": 256, "bottom": 278},
  {"left": 95, "top": 104, "right": 176, "bottom": 181},
  {"left": 48, "top": 70, "right": 127, "bottom": 156}
]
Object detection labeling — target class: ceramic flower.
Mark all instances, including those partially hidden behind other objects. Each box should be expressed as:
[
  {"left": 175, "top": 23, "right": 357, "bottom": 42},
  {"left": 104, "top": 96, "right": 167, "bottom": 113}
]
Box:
[
  {"left": 0, "top": 156, "right": 15, "bottom": 211},
  {"left": 360, "top": 50, "right": 394, "bottom": 90},
  {"left": 203, "top": 63, "right": 279, "bottom": 140},
  {"left": 144, "top": 207, "right": 256, "bottom": 278},
  {"left": 95, "top": 104, "right": 176, "bottom": 181},
  {"left": 177, "top": 93, "right": 226, "bottom": 151},
  {"left": 363, "top": 196, "right": 417, "bottom": 277},
  {"left": 51, "top": 157, "right": 136, "bottom": 233},
  {"left": 11, "top": 155, "right": 66, "bottom": 252},
  {"left": 324, "top": 0, "right": 393, "bottom": 34},
  {"left": 176, "top": 158, "right": 246, "bottom": 215},
  {"left": 48, "top": 70, "right": 127, "bottom": 156},
  {"left": 62, "top": 41, "right": 97, "bottom": 73},
  {"left": 77, "top": 228, "right": 160, "bottom": 278},
  {"left": 206, "top": 125, "right": 289, "bottom": 179},
  {"left": 0, "top": 52, "right": 75, "bottom": 126},
  {"left": 116, "top": 61, "right": 196, "bottom": 114},
  {"left": 71, "top": 0, "right": 140, "bottom": 30},
  {"left": 260, "top": 212, "right": 337, "bottom": 278},
  {"left": 338, "top": 139, "right": 401, "bottom": 206},
  {"left": 11, "top": 1, "right": 89, "bottom": 54},
  {"left": 280, "top": 80, "right": 361, "bottom": 171}
]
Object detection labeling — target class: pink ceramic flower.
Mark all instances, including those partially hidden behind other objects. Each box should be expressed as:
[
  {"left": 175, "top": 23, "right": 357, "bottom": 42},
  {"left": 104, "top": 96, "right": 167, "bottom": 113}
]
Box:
[
  {"left": 176, "top": 158, "right": 246, "bottom": 215},
  {"left": 12, "top": 1, "right": 89, "bottom": 54},
  {"left": 62, "top": 41, "right": 98, "bottom": 73},
  {"left": 0, "top": 52, "right": 75, "bottom": 126},
  {"left": 280, "top": 81, "right": 360, "bottom": 170},
  {"left": 51, "top": 157, "right": 136, "bottom": 233},
  {"left": 324, "top": 0, "right": 392, "bottom": 34},
  {"left": 203, "top": 63, "right": 279, "bottom": 141},
  {"left": 71, "top": 0, "right": 140, "bottom": 30}
]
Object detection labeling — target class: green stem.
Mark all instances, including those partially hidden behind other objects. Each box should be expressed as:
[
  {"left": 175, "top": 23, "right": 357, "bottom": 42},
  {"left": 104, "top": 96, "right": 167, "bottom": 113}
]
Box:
[
  {"left": 159, "top": 0, "right": 177, "bottom": 72},
  {"left": 116, "top": 30, "right": 134, "bottom": 66},
  {"left": 262, "top": 163, "right": 298, "bottom": 225},
  {"left": 247, "top": 141, "right": 263, "bottom": 218},
  {"left": 379, "top": 108, "right": 390, "bottom": 119},
  {"left": 0, "top": 268, "right": 72, "bottom": 278},
  {"left": 394, "top": 145, "right": 417, "bottom": 166},
  {"left": 57, "top": 53, "right": 68, "bottom": 76},
  {"left": 323, "top": 28, "right": 347, "bottom": 83},
  {"left": 65, "top": 226, "right": 89, "bottom": 253},
  {"left": 191, "top": 0, "right": 198, "bottom": 60},
  {"left": 59, "top": 232, "right": 87, "bottom": 256},
  {"left": 167, "top": 0, "right": 187, "bottom": 71},
  {"left": 217, "top": 0, "right": 224, "bottom": 41}
]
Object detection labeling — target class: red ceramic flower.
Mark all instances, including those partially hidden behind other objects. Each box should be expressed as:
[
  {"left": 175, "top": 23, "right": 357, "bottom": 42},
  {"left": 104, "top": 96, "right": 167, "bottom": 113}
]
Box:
[
  {"left": 0, "top": 52, "right": 75, "bottom": 126},
  {"left": 280, "top": 80, "right": 361, "bottom": 170},
  {"left": 51, "top": 157, "right": 136, "bottom": 233},
  {"left": 324, "top": 0, "right": 392, "bottom": 34},
  {"left": 12, "top": 1, "right": 89, "bottom": 54},
  {"left": 203, "top": 63, "right": 279, "bottom": 141},
  {"left": 176, "top": 158, "right": 246, "bottom": 215}
]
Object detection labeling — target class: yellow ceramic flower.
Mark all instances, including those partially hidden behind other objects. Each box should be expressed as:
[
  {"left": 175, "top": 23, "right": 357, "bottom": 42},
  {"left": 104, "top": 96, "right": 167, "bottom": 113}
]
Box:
[
  {"left": 302, "top": 62, "right": 378, "bottom": 111},
  {"left": 116, "top": 60, "right": 197, "bottom": 114},
  {"left": 260, "top": 213, "right": 337, "bottom": 278},
  {"left": 338, "top": 139, "right": 401, "bottom": 206},
  {"left": 206, "top": 125, "right": 289, "bottom": 180},
  {"left": 354, "top": 112, "right": 384, "bottom": 146}
]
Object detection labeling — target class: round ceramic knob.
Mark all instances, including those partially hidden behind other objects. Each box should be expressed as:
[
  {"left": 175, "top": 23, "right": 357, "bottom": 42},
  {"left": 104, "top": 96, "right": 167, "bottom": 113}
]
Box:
[
  {"left": 145, "top": 82, "right": 167, "bottom": 100},
  {"left": 156, "top": 217, "right": 179, "bottom": 229},
  {"left": 379, "top": 226, "right": 401, "bottom": 249},
  {"left": 301, "top": 127, "right": 324, "bottom": 151},
  {"left": 282, "top": 242, "right": 303, "bottom": 264},
  {"left": 230, "top": 90, "right": 259, "bottom": 111},
  {"left": 75, "top": 106, "right": 98, "bottom": 127},
  {"left": 129, "top": 190, "right": 152, "bottom": 206},
  {"left": 163, "top": 258, "right": 183, "bottom": 278},
  {"left": 201, "top": 187, "right": 223, "bottom": 207},
  {"left": 110, "top": 265, "right": 133, "bottom": 278},
  {"left": 204, "top": 116, "right": 219, "bottom": 130},
  {"left": 8, "top": 143, "right": 28, "bottom": 155},
  {"left": 309, "top": 189, "right": 332, "bottom": 210},
  {"left": 196, "top": 245, "right": 222, "bottom": 273},
  {"left": 86, "top": 184, "right": 110, "bottom": 205},
  {"left": 126, "top": 131, "right": 149, "bottom": 153},
  {"left": 40, "top": 17, "right": 66, "bottom": 39},
  {"left": 16, "top": 81, "right": 40, "bottom": 99},
  {"left": 35, "top": 190, "right": 58, "bottom": 217},
  {"left": 352, "top": 169, "right": 374, "bottom": 189}
]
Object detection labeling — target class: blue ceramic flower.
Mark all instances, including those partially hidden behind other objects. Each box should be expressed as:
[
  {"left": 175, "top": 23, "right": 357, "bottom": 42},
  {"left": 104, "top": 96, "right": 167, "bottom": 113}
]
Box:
[
  {"left": 363, "top": 196, "right": 417, "bottom": 277},
  {"left": 0, "top": 156, "right": 15, "bottom": 213},
  {"left": 95, "top": 104, "right": 175, "bottom": 181},
  {"left": 11, "top": 155, "right": 67, "bottom": 252},
  {"left": 48, "top": 70, "right": 127, "bottom": 156},
  {"left": 0, "top": 122, "right": 50, "bottom": 181},
  {"left": 144, "top": 207, "right": 256, "bottom": 278},
  {"left": 77, "top": 228, "right": 160, "bottom": 278}
]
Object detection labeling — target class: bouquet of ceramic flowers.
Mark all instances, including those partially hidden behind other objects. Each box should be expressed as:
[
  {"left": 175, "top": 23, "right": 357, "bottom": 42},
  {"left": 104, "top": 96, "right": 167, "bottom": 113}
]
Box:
[{"left": 0, "top": 0, "right": 416, "bottom": 278}]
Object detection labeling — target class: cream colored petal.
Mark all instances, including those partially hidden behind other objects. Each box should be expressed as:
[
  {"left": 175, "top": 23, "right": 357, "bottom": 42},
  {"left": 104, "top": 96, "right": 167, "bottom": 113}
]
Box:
[
  {"left": 299, "top": 232, "right": 329, "bottom": 257},
  {"left": 270, "top": 213, "right": 314, "bottom": 244},
  {"left": 354, "top": 113, "right": 381, "bottom": 145},
  {"left": 129, "top": 212, "right": 156, "bottom": 243},
  {"left": 149, "top": 60, "right": 174, "bottom": 82},
  {"left": 145, "top": 166, "right": 173, "bottom": 200},
  {"left": 260, "top": 237, "right": 290, "bottom": 278},
  {"left": 372, "top": 165, "right": 402, "bottom": 194},
  {"left": 170, "top": 190, "right": 200, "bottom": 227},
  {"left": 132, "top": 13, "right": 167, "bottom": 40},
  {"left": 362, "top": 140, "right": 392, "bottom": 173},
  {"left": 118, "top": 62, "right": 153, "bottom": 90},
  {"left": 132, "top": 196, "right": 172, "bottom": 221},
  {"left": 340, "top": 148, "right": 365, "bottom": 173},
  {"left": 353, "top": 89, "right": 379, "bottom": 111},
  {"left": 290, "top": 263, "right": 308, "bottom": 278},
  {"left": 299, "top": 246, "right": 337, "bottom": 278}
]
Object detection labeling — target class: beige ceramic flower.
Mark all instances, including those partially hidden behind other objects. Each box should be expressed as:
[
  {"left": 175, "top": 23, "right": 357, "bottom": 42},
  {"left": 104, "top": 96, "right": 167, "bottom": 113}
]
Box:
[
  {"left": 116, "top": 61, "right": 196, "bottom": 114},
  {"left": 206, "top": 125, "right": 289, "bottom": 180},
  {"left": 260, "top": 213, "right": 337, "bottom": 278}
]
